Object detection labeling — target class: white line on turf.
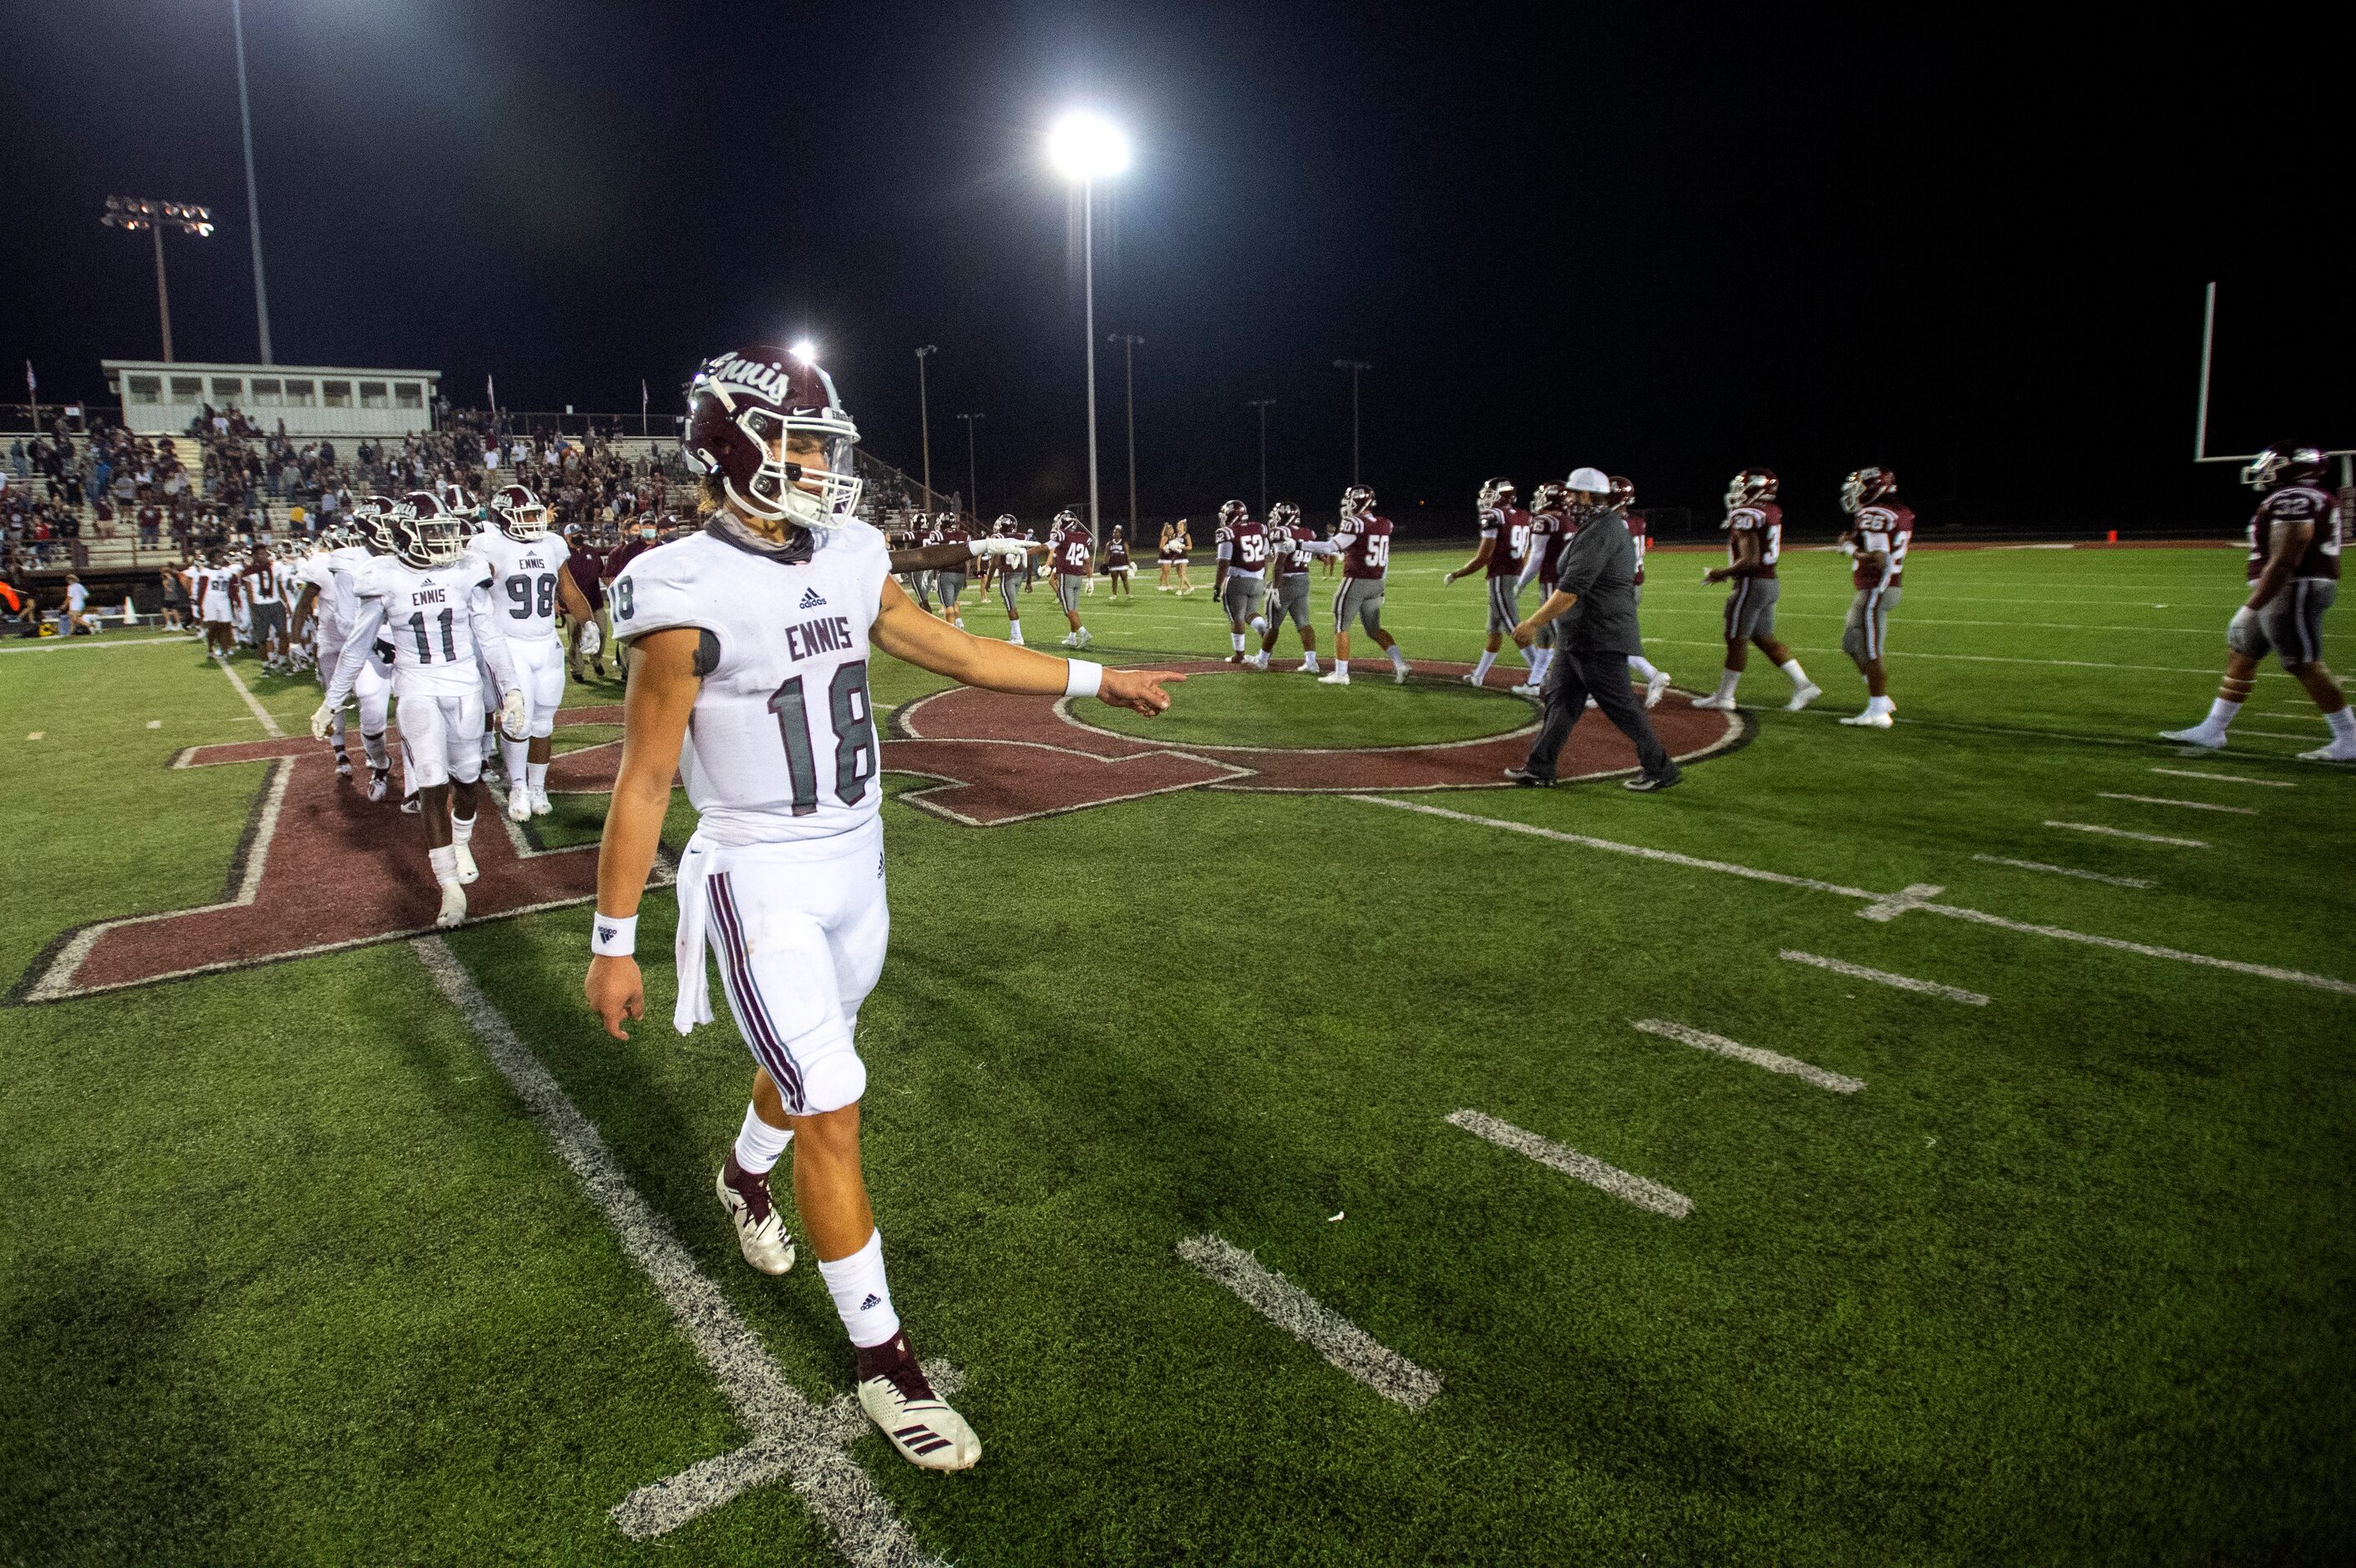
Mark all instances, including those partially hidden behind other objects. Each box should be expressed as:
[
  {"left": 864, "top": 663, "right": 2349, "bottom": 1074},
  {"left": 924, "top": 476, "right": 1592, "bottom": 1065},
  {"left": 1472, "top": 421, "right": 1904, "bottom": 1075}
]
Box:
[
  {"left": 412, "top": 938, "right": 945, "bottom": 1566},
  {"left": 215, "top": 658, "right": 282, "bottom": 737},
  {"left": 2240, "top": 730, "right": 2338, "bottom": 741},
  {"left": 1445, "top": 1109, "right": 1693, "bottom": 1217},
  {"left": 1970, "top": 854, "right": 2153, "bottom": 889},
  {"left": 2044, "top": 821, "right": 2207, "bottom": 847},
  {"left": 2096, "top": 792, "right": 2257, "bottom": 816},
  {"left": 2148, "top": 768, "right": 2293, "bottom": 788},
  {"left": 1776, "top": 951, "right": 1990, "bottom": 1006},
  {"left": 1352, "top": 796, "right": 2355, "bottom": 995},
  {"left": 1857, "top": 883, "right": 1946, "bottom": 923},
  {"left": 1631, "top": 1017, "right": 1866, "bottom": 1092},
  {"left": 1176, "top": 1234, "right": 1442, "bottom": 1410}
]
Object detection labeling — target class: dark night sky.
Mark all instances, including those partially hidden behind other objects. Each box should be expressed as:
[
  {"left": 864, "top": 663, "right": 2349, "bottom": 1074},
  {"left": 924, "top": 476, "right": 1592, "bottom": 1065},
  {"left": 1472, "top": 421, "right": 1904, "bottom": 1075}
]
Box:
[{"left": 3, "top": 1, "right": 2347, "bottom": 535}]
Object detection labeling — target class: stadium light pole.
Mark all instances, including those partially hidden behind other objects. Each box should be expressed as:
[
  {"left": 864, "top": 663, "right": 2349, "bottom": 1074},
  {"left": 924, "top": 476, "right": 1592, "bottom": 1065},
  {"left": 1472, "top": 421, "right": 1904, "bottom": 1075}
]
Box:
[
  {"left": 1333, "top": 360, "right": 1372, "bottom": 484},
  {"left": 101, "top": 197, "right": 215, "bottom": 363},
  {"left": 1110, "top": 334, "right": 1143, "bottom": 537},
  {"left": 1049, "top": 110, "right": 1130, "bottom": 549},
  {"left": 1248, "top": 399, "right": 1274, "bottom": 516},
  {"left": 914, "top": 344, "right": 938, "bottom": 510},
  {"left": 230, "top": 0, "right": 273, "bottom": 363},
  {"left": 955, "top": 412, "right": 982, "bottom": 518}
]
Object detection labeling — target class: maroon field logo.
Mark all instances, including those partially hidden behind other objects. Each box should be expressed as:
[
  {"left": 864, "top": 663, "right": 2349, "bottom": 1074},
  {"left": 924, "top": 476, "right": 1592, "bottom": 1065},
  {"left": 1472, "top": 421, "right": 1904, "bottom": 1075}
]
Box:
[{"left": 16, "top": 669, "right": 1740, "bottom": 1000}]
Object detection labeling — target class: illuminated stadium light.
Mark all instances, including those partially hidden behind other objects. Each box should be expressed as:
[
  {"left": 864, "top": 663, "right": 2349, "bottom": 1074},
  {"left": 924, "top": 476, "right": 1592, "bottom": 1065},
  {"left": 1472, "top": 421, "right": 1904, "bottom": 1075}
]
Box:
[
  {"left": 1046, "top": 110, "right": 1130, "bottom": 183},
  {"left": 790, "top": 339, "right": 818, "bottom": 363},
  {"left": 100, "top": 195, "right": 215, "bottom": 363}
]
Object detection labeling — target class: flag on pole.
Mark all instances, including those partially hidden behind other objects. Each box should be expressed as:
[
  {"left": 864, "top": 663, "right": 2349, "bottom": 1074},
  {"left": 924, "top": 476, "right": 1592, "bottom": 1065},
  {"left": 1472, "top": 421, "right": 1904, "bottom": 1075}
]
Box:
[
  {"left": 486, "top": 372, "right": 496, "bottom": 412},
  {"left": 641, "top": 379, "right": 649, "bottom": 417},
  {"left": 24, "top": 360, "right": 35, "bottom": 396}
]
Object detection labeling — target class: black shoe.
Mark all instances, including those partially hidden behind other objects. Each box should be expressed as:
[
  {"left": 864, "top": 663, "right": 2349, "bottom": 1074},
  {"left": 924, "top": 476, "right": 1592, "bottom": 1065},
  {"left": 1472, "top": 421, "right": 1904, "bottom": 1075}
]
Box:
[
  {"left": 1502, "top": 766, "right": 1553, "bottom": 787},
  {"left": 1623, "top": 769, "right": 1681, "bottom": 792}
]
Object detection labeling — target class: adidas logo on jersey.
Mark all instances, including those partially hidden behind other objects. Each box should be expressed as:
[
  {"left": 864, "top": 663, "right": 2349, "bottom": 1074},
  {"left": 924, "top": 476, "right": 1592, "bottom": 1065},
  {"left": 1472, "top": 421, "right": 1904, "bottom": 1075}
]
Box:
[{"left": 799, "top": 587, "right": 827, "bottom": 609}]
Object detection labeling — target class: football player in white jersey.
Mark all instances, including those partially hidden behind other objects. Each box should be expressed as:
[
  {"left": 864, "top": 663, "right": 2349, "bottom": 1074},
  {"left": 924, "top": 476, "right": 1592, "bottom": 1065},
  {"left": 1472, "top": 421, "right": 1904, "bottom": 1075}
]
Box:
[
  {"left": 291, "top": 512, "right": 393, "bottom": 786},
  {"left": 311, "top": 493, "right": 527, "bottom": 928},
  {"left": 477, "top": 483, "right": 595, "bottom": 819},
  {"left": 586, "top": 345, "right": 1183, "bottom": 1474}
]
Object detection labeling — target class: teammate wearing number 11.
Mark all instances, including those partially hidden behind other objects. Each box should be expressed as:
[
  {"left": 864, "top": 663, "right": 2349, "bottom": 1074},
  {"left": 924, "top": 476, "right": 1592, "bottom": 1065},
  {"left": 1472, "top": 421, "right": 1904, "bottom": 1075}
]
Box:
[{"left": 585, "top": 344, "right": 1183, "bottom": 1474}]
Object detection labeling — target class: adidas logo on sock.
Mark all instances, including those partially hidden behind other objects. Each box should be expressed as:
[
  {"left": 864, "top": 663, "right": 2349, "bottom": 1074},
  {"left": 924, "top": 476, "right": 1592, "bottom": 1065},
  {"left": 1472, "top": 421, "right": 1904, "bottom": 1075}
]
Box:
[
  {"left": 860, "top": 1293, "right": 882, "bottom": 1311},
  {"left": 798, "top": 587, "right": 827, "bottom": 609}
]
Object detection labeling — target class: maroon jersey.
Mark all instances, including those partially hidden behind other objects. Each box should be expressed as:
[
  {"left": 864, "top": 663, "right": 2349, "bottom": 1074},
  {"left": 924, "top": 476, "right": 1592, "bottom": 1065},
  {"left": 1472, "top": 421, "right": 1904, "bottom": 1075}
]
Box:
[
  {"left": 1052, "top": 523, "right": 1093, "bottom": 577},
  {"left": 1268, "top": 521, "right": 1314, "bottom": 575},
  {"left": 1333, "top": 513, "right": 1393, "bottom": 579},
  {"left": 1479, "top": 505, "right": 1532, "bottom": 579},
  {"left": 1104, "top": 533, "right": 1131, "bottom": 568},
  {"left": 1850, "top": 503, "right": 1913, "bottom": 589},
  {"left": 929, "top": 519, "right": 971, "bottom": 552},
  {"left": 2246, "top": 484, "right": 2342, "bottom": 582},
  {"left": 1214, "top": 518, "right": 1270, "bottom": 575},
  {"left": 1528, "top": 509, "right": 1564, "bottom": 589},
  {"left": 603, "top": 537, "right": 652, "bottom": 581},
  {"left": 565, "top": 544, "right": 606, "bottom": 609},
  {"left": 1624, "top": 509, "right": 1649, "bottom": 587},
  {"left": 1725, "top": 501, "right": 1783, "bottom": 579}
]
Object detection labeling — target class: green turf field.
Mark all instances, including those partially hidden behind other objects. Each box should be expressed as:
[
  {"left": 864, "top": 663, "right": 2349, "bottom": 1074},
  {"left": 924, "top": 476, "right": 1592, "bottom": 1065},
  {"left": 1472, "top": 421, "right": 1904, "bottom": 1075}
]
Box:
[{"left": 4, "top": 542, "right": 2352, "bottom": 1565}]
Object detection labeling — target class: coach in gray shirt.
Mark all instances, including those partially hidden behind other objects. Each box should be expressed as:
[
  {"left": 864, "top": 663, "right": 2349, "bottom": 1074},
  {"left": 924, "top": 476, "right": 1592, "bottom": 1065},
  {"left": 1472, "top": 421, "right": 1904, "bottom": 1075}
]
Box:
[{"left": 1503, "top": 467, "right": 1680, "bottom": 792}]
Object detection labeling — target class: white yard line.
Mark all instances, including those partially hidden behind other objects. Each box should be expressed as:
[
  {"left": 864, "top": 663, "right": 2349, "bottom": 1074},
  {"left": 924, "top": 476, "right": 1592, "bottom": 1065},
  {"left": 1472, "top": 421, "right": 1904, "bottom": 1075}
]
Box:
[
  {"left": 1445, "top": 1109, "right": 1693, "bottom": 1217},
  {"left": 413, "top": 938, "right": 945, "bottom": 1567},
  {"left": 1176, "top": 1234, "right": 1442, "bottom": 1410},
  {"left": 0, "top": 636, "right": 193, "bottom": 655},
  {"left": 2044, "top": 821, "right": 2207, "bottom": 847},
  {"left": 2148, "top": 767, "right": 2293, "bottom": 788},
  {"left": 1970, "top": 854, "right": 2153, "bottom": 889},
  {"left": 215, "top": 658, "right": 284, "bottom": 737},
  {"left": 1776, "top": 951, "right": 1990, "bottom": 1006},
  {"left": 1630, "top": 1017, "right": 1866, "bottom": 1092},
  {"left": 2096, "top": 792, "right": 2257, "bottom": 816},
  {"left": 1352, "top": 796, "right": 2355, "bottom": 995}
]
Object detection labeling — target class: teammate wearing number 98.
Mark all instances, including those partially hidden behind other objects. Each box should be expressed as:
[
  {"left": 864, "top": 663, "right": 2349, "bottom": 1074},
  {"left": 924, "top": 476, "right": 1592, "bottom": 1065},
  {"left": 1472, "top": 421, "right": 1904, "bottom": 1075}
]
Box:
[
  {"left": 312, "top": 490, "right": 527, "bottom": 929},
  {"left": 476, "top": 483, "right": 595, "bottom": 820},
  {"left": 588, "top": 343, "right": 1184, "bottom": 1474}
]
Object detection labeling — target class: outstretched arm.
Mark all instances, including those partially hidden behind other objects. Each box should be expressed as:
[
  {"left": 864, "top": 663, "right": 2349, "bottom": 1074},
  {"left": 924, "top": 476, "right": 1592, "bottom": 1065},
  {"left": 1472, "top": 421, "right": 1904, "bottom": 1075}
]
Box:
[{"left": 869, "top": 575, "right": 1181, "bottom": 715}]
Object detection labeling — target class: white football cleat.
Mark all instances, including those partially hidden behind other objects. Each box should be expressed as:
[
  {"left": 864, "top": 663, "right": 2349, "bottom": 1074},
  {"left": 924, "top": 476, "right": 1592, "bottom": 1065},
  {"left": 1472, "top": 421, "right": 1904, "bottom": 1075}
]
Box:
[
  {"left": 1059, "top": 631, "right": 1078, "bottom": 647},
  {"left": 530, "top": 787, "right": 553, "bottom": 817},
  {"left": 1392, "top": 662, "right": 1411, "bottom": 685},
  {"left": 1072, "top": 627, "right": 1092, "bottom": 650},
  {"left": 507, "top": 788, "right": 534, "bottom": 822},
  {"left": 856, "top": 1331, "right": 981, "bottom": 1472},
  {"left": 1245, "top": 652, "right": 1269, "bottom": 671},
  {"left": 434, "top": 881, "right": 467, "bottom": 929},
  {"left": 1508, "top": 682, "right": 1540, "bottom": 697},
  {"left": 400, "top": 794, "right": 422, "bottom": 815},
  {"left": 1691, "top": 693, "right": 1735, "bottom": 711},
  {"left": 453, "top": 844, "right": 479, "bottom": 885},
  {"left": 714, "top": 1158, "right": 796, "bottom": 1275},
  {"left": 1645, "top": 670, "right": 1673, "bottom": 709},
  {"left": 1298, "top": 659, "right": 1320, "bottom": 674},
  {"left": 2159, "top": 726, "right": 2228, "bottom": 750},
  {"left": 1786, "top": 682, "right": 1823, "bottom": 712},
  {"left": 335, "top": 756, "right": 353, "bottom": 778},
  {"left": 2298, "top": 740, "right": 2356, "bottom": 762},
  {"left": 367, "top": 767, "right": 390, "bottom": 803},
  {"left": 1838, "top": 710, "right": 1895, "bottom": 729},
  {"left": 1318, "top": 669, "right": 1350, "bottom": 686},
  {"left": 1462, "top": 671, "right": 1484, "bottom": 686}
]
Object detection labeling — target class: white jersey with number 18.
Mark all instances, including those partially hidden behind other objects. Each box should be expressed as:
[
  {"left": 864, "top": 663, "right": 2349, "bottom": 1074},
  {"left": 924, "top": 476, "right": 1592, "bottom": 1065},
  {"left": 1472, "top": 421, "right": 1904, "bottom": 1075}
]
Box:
[{"left": 611, "top": 524, "right": 890, "bottom": 847}]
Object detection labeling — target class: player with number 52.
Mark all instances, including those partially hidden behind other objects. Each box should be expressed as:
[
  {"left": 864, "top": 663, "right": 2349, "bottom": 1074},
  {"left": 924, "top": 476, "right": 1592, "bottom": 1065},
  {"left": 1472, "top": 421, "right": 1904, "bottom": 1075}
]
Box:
[{"left": 585, "top": 343, "right": 1183, "bottom": 1474}]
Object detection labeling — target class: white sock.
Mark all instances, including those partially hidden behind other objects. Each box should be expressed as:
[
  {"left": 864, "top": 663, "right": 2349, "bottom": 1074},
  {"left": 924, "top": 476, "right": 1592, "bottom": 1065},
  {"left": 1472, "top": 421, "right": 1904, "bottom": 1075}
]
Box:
[
  {"left": 2324, "top": 706, "right": 2353, "bottom": 741},
  {"left": 1332, "top": 659, "right": 1348, "bottom": 675},
  {"left": 1779, "top": 657, "right": 1811, "bottom": 690},
  {"left": 502, "top": 735, "right": 529, "bottom": 786},
  {"left": 1868, "top": 695, "right": 1894, "bottom": 716},
  {"left": 1715, "top": 669, "right": 1740, "bottom": 701},
  {"left": 1301, "top": 652, "right": 1320, "bottom": 671},
  {"left": 452, "top": 811, "right": 476, "bottom": 846},
  {"left": 428, "top": 844, "right": 459, "bottom": 884},
  {"left": 1231, "top": 631, "right": 1246, "bottom": 654},
  {"left": 1008, "top": 625, "right": 1023, "bottom": 645},
  {"left": 2206, "top": 697, "right": 2242, "bottom": 731},
  {"left": 1472, "top": 650, "right": 1497, "bottom": 681},
  {"left": 1528, "top": 650, "right": 1551, "bottom": 685},
  {"left": 362, "top": 731, "right": 389, "bottom": 768},
  {"left": 1629, "top": 655, "right": 1660, "bottom": 680},
  {"left": 733, "top": 1102, "right": 793, "bottom": 1176},
  {"left": 818, "top": 1229, "right": 901, "bottom": 1349},
  {"left": 527, "top": 760, "right": 549, "bottom": 792},
  {"left": 1387, "top": 645, "right": 1408, "bottom": 672}
]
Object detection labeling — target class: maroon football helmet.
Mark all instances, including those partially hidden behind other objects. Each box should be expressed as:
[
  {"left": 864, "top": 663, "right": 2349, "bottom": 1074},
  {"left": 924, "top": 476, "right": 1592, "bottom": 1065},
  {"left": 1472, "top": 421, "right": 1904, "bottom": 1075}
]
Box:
[
  {"left": 2242, "top": 443, "right": 2328, "bottom": 492},
  {"left": 351, "top": 495, "right": 400, "bottom": 555},
  {"left": 1476, "top": 477, "right": 1517, "bottom": 512},
  {"left": 1529, "top": 481, "right": 1568, "bottom": 513},
  {"left": 1608, "top": 475, "right": 1635, "bottom": 511},
  {"left": 1725, "top": 467, "right": 1778, "bottom": 511},
  {"left": 1840, "top": 467, "right": 1896, "bottom": 514},
  {"left": 1269, "top": 502, "right": 1301, "bottom": 528},
  {"left": 489, "top": 483, "right": 548, "bottom": 541},
  {"left": 392, "top": 490, "right": 468, "bottom": 569},
  {"left": 1219, "top": 499, "right": 1249, "bottom": 528},
  {"left": 1341, "top": 484, "right": 1376, "bottom": 517},
  {"left": 681, "top": 345, "right": 862, "bottom": 529}
]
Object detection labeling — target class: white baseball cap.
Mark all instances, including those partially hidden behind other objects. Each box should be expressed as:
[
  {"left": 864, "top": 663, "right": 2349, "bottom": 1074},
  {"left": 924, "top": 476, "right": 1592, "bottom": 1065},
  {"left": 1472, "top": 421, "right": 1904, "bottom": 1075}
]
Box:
[{"left": 1566, "top": 467, "right": 1611, "bottom": 493}]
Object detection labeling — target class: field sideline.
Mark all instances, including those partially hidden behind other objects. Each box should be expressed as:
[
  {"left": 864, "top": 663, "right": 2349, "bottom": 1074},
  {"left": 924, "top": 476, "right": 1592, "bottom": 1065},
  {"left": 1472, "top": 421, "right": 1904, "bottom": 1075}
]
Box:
[{"left": 3, "top": 542, "right": 2351, "bottom": 1565}]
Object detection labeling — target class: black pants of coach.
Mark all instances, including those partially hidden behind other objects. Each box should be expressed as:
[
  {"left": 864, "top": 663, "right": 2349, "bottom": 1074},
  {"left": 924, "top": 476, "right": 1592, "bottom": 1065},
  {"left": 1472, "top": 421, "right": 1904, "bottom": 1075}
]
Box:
[{"left": 1523, "top": 648, "right": 1676, "bottom": 783}]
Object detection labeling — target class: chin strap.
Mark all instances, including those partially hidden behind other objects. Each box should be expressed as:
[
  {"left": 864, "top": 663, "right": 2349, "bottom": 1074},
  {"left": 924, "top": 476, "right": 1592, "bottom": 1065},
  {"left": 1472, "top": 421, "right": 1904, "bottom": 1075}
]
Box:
[{"left": 706, "top": 509, "right": 815, "bottom": 564}]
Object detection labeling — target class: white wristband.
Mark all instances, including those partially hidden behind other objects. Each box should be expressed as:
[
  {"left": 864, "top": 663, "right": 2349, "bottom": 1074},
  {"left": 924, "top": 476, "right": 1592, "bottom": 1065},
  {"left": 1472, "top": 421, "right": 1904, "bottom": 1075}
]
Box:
[
  {"left": 590, "top": 912, "right": 637, "bottom": 957},
  {"left": 1064, "top": 660, "right": 1103, "bottom": 700}
]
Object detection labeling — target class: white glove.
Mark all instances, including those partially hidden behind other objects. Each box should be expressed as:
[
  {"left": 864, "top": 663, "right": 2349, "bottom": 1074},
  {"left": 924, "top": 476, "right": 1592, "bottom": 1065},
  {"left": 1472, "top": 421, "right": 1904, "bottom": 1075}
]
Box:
[
  {"left": 576, "top": 618, "right": 601, "bottom": 657},
  {"left": 308, "top": 700, "right": 338, "bottom": 741},
  {"left": 499, "top": 688, "right": 530, "bottom": 741},
  {"left": 981, "top": 538, "right": 1031, "bottom": 563}
]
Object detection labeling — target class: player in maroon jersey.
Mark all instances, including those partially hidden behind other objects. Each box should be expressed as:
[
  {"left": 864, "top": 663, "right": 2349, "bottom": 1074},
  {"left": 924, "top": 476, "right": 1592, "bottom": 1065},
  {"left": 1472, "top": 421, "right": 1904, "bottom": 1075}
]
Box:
[
  {"left": 1311, "top": 485, "right": 1411, "bottom": 685},
  {"left": 1695, "top": 467, "right": 1819, "bottom": 711},
  {"left": 1512, "top": 483, "right": 1566, "bottom": 695},
  {"left": 1048, "top": 509, "right": 1095, "bottom": 649},
  {"left": 1255, "top": 503, "right": 1324, "bottom": 673},
  {"left": 1445, "top": 478, "right": 1535, "bottom": 688},
  {"left": 2162, "top": 443, "right": 2354, "bottom": 761},
  {"left": 1210, "top": 499, "right": 1272, "bottom": 664},
  {"left": 1614, "top": 475, "right": 1674, "bottom": 708},
  {"left": 1833, "top": 468, "right": 1913, "bottom": 729}
]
